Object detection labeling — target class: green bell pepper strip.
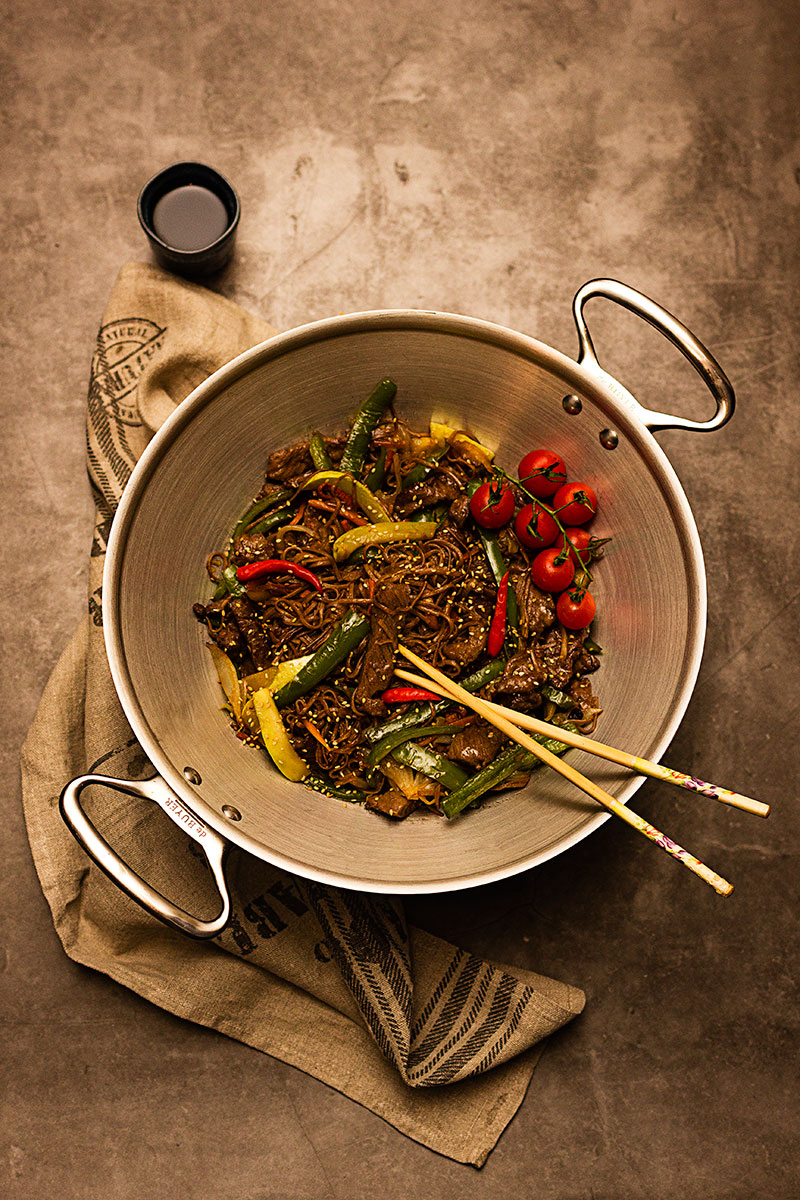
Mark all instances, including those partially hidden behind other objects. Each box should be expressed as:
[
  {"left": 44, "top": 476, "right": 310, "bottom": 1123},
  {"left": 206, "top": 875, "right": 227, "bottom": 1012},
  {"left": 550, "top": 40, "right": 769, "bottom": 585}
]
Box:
[
  {"left": 339, "top": 378, "right": 398, "bottom": 475},
  {"left": 541, "top": 684, "right": 574, "bottom": 709},
  {"left": 366, "top": 723, "right": 461, "bottom": 768},
  {"left": 273, "top": 610, "right": 371, "bottom": 709},
  {"left": 390, "top": 742, "right": 469, "bottom": 791},
  {"left": 221, "top": 563, "right": 247, "bottom": 597},
  {"left": 364, "top": 658, "right": 505, "bottom": 743},
  {"left": 231, "top": 488, "right": 294, "bottom": 542},
  {"left": 309, "top": 433, "right": 333, "bottom": 471},
  {"left": 304, "top": 774, "right": 364, "bottom": 803},
  {"left": 442, "top": 726, "right": 576, "bottom": 819},
  {"left": 333, "top": 520, "right": 438, "bottom": 562},
  {"left": 300, "top": 469, "right": 391, "bottom": 523},
  {"left": 363, "top": 446, "right": 387, "bottom": 492},
  {"left": 399, "top": 445, "right": 448, "bottom": 489}
]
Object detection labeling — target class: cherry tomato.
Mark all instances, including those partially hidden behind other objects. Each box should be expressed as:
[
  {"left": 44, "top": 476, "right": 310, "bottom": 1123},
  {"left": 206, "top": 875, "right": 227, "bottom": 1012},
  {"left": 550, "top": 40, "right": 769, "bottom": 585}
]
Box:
[
  {"left": 552, "top": 481, "right": 598, "bottom": 524},
  {"left": 556, "top": 587, "right": 596, "bottom": 630},
  {"left": 514, "top": 503, "right": 559, "bottom": 550},
  {"left": 517, "top": 449, "right": 567, "bottom": 498},
  {"left": 563, "top": 526, "right": 592, "bottom": 566},
  {"left": 469, "top": 479, "right": 515, "bottom": 529},
  {"left": 531, "top": 547, "right": 575, "bottom": 592}
]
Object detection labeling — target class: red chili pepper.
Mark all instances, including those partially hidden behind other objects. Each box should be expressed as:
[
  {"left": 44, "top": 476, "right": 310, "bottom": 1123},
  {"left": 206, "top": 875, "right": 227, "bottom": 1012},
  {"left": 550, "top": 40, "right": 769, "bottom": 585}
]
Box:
[
  {"left": 487, "top": 570, "right": 509, "bottom": 656},
  {"left": 236, "top": 559, "right": 323, "bottom": 592},
  {"left": 381, "top": 687, "right": 442, "bottom": 704}
]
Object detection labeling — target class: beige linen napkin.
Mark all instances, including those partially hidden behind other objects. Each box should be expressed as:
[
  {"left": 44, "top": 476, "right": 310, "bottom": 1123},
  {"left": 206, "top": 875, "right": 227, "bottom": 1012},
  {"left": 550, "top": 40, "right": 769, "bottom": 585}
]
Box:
[{"left": 20, "top": 262, "right": 584, "bottom": 1167}]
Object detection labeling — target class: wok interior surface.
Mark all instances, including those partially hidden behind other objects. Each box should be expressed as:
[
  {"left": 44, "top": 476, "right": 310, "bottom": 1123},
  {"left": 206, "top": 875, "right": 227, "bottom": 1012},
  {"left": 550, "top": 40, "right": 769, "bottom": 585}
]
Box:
[{"left": 110, "top": 314, "right": 704, "bottom": 891}]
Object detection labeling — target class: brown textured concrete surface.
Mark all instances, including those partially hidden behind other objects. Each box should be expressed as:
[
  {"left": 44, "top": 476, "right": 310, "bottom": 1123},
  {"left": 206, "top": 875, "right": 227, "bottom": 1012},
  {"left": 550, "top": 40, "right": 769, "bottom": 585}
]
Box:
[{"left": 2, "top": 1, "right": 799, "bottom": 1197}]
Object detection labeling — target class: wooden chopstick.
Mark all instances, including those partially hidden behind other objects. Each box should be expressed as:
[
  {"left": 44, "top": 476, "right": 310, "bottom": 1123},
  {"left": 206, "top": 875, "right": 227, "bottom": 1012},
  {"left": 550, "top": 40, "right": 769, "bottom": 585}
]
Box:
[
  {"left": 397, "top": 646, "right": 734, "bottom": 897},
  {"left": 394, "top": 669, "right": 769, "bottom": 818}
]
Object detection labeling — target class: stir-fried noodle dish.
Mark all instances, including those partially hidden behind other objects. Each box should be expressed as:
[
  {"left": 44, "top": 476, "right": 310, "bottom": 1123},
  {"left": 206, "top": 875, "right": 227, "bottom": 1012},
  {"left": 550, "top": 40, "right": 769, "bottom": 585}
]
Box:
[{"left": 194, "top": 379, "right": 609, "bottom": 820}]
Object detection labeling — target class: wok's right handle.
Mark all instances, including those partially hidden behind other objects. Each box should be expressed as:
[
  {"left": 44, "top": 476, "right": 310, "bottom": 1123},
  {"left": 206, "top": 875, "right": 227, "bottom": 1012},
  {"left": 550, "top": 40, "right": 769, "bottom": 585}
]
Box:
[
  {"left": 59, "top": 773, "right": 231, "bottom": 939},
  {"left": 573, "top": 278, "right": 735, "bottom": 433}
]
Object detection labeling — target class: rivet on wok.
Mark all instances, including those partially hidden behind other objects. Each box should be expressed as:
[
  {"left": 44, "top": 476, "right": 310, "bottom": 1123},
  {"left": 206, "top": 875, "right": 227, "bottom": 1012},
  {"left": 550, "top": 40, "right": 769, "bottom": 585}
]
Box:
[
  {"left": 222, "top": 805, "right": 242, "bottom": 822},
  {"left": 183, "top": 766, "right": 202, "bottom": 785},
  {"left": 562, "top": 394, "right": 582, "bottom": 415},
  {"left": 599, "top": 428, "right": 619, "bottom": 449}
]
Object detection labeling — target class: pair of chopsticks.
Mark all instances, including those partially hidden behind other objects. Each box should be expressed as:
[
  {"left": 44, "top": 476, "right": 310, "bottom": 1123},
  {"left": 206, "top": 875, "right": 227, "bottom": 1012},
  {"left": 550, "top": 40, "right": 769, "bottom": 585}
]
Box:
[{"left": 397, "top": 646, "right": 770, "bottom": 896}]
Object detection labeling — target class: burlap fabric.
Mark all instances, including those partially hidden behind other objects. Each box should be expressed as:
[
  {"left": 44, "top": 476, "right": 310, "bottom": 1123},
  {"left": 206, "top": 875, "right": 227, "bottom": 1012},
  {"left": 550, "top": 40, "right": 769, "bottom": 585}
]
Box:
[{"left": 20, "top": 262, "right": 585, "bottom": 1166}]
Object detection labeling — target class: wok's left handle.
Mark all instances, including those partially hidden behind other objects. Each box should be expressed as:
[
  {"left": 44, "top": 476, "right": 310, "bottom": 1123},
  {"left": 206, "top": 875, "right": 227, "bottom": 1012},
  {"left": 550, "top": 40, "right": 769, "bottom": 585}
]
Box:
[
  {"left": 573, "top": 278, "right": 735, "bottom": 434},
  {"left": 59, "top": 773, "right": 231, "bottom": 939}
]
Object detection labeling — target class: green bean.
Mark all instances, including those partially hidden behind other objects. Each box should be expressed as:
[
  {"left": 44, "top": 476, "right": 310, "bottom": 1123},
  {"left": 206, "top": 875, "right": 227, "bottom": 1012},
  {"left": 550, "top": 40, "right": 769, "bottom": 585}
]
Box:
[
  {"left": 363, "top": 446, "right": 387, "bottom": 491},
  {"left": 339, "top": 378, "right": 397, "bottom": 475},
  {"left": 442, "top": 727, "right": 574, "bottom": 819},
  {"left": 309, "top": 433, "right": 333, "bottom": 471},
  {"left": 273, "top": 611, "right": 371, "bottom": 709},
  {"left": 366, "top": 723, "right": 460, "bottom": 768},
  {"left": 391, "top": 742, "right": 469, "bottom": 791}
]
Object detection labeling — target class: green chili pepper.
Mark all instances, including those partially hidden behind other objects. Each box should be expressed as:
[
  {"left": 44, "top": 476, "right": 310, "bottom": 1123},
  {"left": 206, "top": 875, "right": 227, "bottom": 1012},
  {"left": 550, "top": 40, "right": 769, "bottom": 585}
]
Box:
[
  {"left": 273, "top": 610, "right": 371, "bottom": 709},
  {"left": 231, "top": 489, "right": 294, "bottom": 542},
  {"left": 391, "top": 742, "right": 469, "bottom": 791},
  {"left": 442, "top": 726, "right": 575, "bottom": 819},
  {"left": 339, "top": 378, "right": 397, "bottom": 475},
  {"left": 367, "top": 723, "right": 460, "bottom": 768},
  {"left": 309, "top": 433, "right": 333, "bottom": 471},
  {"left": 363, "top": 446, "right": 387, "bottom": 492}
]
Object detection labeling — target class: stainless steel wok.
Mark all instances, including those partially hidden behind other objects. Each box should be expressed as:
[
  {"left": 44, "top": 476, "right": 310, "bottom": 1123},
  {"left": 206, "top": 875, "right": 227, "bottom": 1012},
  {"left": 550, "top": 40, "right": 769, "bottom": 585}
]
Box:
[{"left": 60, "top": 279, "right": 734, "bottom": 937}]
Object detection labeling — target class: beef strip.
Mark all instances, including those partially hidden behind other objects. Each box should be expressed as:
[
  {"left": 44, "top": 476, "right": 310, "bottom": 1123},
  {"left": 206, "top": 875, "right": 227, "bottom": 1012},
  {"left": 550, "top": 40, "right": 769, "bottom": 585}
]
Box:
[
  {"left": 447, "top": 494, "right": 471, "bottom": 528},
  {"left": 230, "top": 531, "right": 273, "bottom": 565},
  {"left": 366, "top": 790, "right": 420, "bottom": 819},
  {"left": 575, "top": 646, "right": 601, "bottom": 675},
  {"left": 442, "top": 618, "right": 488, "bottom": 666},
  {"left": 193, "top": 600, "right": 242, "bottom": 654},
  {"left": 569, "top": 675, "right": 601, "bottom": 721},
  {"left": 494, "top": 649, "right": 547, "bottom": 696},
  {"left": 539, "top": 626, "right": 588, "bottom": 690},
  {"left": 447, "top": 721, "right": 502, "bottom": 768},
  {"left": 395, "top": 475, "right": 462, "bottom": 516},
  {"left": 228, "top": 595, "right": 271, "bottom": 669},
  {"left": 264, "top": 441, "right": 313, "bottom": 482},
  {"left": 354, "top": 580, "right": 411, "bottom": 715},
  {"left": 511, "top": 570, "right": 556, "bottom": 640}
]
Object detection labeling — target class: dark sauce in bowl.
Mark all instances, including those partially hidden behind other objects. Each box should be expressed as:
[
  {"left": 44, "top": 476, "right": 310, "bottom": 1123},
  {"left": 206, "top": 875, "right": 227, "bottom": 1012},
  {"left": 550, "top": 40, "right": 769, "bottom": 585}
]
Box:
[{"left": 152, "top": 185, "right": 230, "bottom": 251}]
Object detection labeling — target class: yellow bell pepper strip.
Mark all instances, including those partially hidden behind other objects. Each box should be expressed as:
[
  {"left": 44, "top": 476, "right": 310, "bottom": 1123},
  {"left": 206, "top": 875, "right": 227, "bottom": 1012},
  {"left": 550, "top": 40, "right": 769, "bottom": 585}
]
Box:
[
  {"left": 300, "top": 470, "right": 391, "bottom": 523},
  {"left": 252, "top": 688, "right": 309, "bottom": 781},
  {"left": 339, "top": 378, "right": 397, "bottom": 474},
  {"left": 206, "top": 644, "right": 245, "bottom": 722},
  {"left": 332, "top": 520, "right": 438, "bottom": 562}
]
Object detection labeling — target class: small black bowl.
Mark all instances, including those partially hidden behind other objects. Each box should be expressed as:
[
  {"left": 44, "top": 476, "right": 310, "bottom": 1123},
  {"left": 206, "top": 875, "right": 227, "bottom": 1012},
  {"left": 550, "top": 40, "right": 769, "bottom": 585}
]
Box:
[{"left": 137, "top": 162, "right": 240, "bottom": 278}]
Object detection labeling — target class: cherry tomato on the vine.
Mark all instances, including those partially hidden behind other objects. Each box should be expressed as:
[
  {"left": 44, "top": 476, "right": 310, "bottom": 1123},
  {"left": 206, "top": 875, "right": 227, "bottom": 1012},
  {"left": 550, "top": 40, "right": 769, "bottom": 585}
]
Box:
[
  {"left": 556, "top": 587, "right": 597, "bottom": 630},
  {"left": 563, "top": 526, "right": 592, "bottom": 566},
  {"left": 552, "top": 481, "right": 598, "bottom": 524},
  {"left": 531, "top": 547, "right": 575, "bottom": 592},
  {"left": 469, "top": 479, "right": 515, "bottom": 529},
  {"left": 517, "top": 449, "right": 567, "bottom": 498},
  {"left": 514, "top": 503, "right": 559, "bottom": 550}
]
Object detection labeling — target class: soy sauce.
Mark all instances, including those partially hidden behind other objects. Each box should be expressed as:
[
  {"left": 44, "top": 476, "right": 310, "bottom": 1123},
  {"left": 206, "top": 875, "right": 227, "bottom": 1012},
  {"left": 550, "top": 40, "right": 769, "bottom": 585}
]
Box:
[{"left": 152, "top": 184, "right": 229, "bottom": 250}]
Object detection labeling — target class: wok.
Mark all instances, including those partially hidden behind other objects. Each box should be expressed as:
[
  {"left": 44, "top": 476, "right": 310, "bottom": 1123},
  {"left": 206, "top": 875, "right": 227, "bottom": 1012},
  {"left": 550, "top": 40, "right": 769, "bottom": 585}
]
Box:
[{"left": 60, "top": 279, "right": 734, "bottom": 936}]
